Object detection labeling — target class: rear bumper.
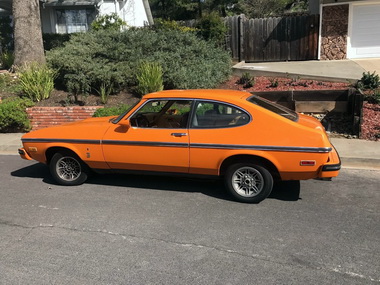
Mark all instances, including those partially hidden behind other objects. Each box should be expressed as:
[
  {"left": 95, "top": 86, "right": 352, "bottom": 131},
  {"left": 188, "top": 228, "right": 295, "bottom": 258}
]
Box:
[
  {"left": 318, "top": 145, "right": 341, "bottom": 178},
  {"left": 18, "top": 148, "right": 33, "bottom": 160}
]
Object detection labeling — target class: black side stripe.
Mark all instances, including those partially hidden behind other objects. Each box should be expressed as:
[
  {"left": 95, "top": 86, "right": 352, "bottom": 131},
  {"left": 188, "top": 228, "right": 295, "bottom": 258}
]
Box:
[
  {"left": 22, "top": 138, "right": 331, "bottom": 153},
  {"left": 22, "top": 138, "right": 101, "bottom": 144},
  {"left": 102, "top": 140, "right": 188, "bottom": 148},
  {"left": 191, "top": 143, "right": 332, "bottom": 153}
]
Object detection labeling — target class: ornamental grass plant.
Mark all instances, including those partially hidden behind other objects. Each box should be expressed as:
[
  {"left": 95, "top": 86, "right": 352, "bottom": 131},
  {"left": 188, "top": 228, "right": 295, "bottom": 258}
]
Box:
[{"left": 18, "top": 63, "right": 56, "bottom": 102}]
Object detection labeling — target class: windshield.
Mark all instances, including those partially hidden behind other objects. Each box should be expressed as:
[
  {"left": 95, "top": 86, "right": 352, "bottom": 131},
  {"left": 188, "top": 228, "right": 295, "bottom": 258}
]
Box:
[
  {"left": 112, "top": 100, "right": 141, "bottom": 124},
  {"left": 248, "top": 95, "right": 298, "bottom": 122}
]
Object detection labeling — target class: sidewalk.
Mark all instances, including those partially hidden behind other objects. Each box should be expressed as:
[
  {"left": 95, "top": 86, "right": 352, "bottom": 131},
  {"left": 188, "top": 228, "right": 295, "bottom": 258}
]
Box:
[
  {"left": 0, "top": 133, "right": 379, "bottom": 170},
  {"left": 233, "top": 58, "right": 380, "bottom": 83}
]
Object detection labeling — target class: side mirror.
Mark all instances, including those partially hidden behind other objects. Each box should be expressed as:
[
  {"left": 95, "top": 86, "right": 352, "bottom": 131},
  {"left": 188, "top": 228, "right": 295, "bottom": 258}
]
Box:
[{"left": 118, "top": 119, "right": 131, "bottom": 129}]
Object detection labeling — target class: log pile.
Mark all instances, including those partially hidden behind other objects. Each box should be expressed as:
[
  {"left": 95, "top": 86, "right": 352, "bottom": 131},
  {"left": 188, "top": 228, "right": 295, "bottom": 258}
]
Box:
[{"left": 320, "top": 5, "right": 349, "bottom": 60}]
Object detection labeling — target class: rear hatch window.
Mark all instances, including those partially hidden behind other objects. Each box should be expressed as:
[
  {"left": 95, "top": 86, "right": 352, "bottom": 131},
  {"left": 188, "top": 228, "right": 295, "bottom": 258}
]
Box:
[{"left": 248, "top": 95, "right": 298, "bottom": 122}]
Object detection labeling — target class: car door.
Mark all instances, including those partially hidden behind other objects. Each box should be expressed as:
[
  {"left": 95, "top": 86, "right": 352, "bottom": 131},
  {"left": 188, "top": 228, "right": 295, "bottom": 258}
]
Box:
[
  {"left": 102, "top": 99, "right": 192, "bottom": 173},
  {"left": 188, "top": 100, "right": 251, "bottom": 175}
]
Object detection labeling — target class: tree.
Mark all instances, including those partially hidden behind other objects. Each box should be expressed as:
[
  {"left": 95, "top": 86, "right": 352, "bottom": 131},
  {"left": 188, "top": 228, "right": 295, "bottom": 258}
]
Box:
[
  {"left": 235, "top": 0, "right": 308, "bottom": 18},
  {"left": 12, "top": 0, "right": 45, "bottom": 67}
]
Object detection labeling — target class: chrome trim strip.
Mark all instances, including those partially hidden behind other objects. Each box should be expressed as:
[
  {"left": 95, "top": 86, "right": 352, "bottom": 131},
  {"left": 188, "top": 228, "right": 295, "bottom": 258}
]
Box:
[
  {"left": 190, "top": 143, "right": 332, "bottom": 153},
  {"left": 102, "top": 140, "right": 188, "bottom": 148},
  {"left": 22, "top": 138, "right": 332, "bottom": 153},
  {"left": 22, "top": 138, "right": 101, "bottom": 144}
]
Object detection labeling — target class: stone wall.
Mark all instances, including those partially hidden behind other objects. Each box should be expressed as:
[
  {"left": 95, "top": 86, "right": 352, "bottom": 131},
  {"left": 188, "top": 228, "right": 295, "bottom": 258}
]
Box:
[
  {"left": 320, "top": 4, "right": 349, "bottom": 60},
  {"left": 26, "top": 106, "right": 103, "bottom": 131}
]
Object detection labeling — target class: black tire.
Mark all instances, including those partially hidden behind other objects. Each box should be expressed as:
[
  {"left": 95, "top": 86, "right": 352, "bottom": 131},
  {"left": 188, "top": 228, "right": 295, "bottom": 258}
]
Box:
[
  {"left": 49, "top": 151, "right": 89, "bottom": 186},
  {"left": 225, "top": 163, "right": 273, "bottom": 203}
]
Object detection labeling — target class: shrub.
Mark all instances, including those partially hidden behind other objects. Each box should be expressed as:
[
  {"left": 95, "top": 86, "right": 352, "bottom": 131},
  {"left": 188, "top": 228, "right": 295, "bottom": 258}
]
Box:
[
  {"left": 95, "top": 81, "right": 113, "bottom": 104},
  {"left": 236, "top": 72, "right": 254, "bottom": 88},
  {"left": 93, "top": 104, "right": 131, "bottom": 117},
  {"left": 47, "top": 28, "right": 231, "bottom": 92},
  {"left": 366, "top": 90, "right": 380, "bottom": 104},
  {"left": 0, "top": 97, "right": 34, "bottom": 132},
  {"left": 136, "top": 61, "right": 164, "bottom": 96},
  {"left": 0, "top": 16, "right": 13, "bottom": 52},
  {"left": 18, "top": 63, "right": 56, "bottom": 102},
  {"left": 1, "top": 51, "right": 14, "bottom": 69},
  {"left": 43, "top": 33, "right": 71, "bottom": 51},
  {"left": 357, "top": 71, "right": 380, "bottom": 90},
  {"left": 154, "top": 19, "right": 197, "bottom": 33},
  {"left": 91, "top": 13, "right": 126, "bottom": 31},
  {"left": 269, "top": 78, "right": 279, "bottom": 88},
  {"left": 0, "top": 72, "right": 19, "bottom": 94},
  {"left": 196, "top": 12, "right": 227, "bottom": 44}
]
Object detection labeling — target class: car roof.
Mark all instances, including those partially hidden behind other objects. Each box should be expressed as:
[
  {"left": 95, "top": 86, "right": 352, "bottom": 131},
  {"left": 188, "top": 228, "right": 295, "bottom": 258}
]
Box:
[{"left": 143, "top": 89, "right": 252, "bottom": 103}]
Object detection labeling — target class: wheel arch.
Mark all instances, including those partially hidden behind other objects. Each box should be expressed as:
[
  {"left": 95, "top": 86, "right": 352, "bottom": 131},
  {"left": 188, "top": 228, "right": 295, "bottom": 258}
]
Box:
[
  {"left": 45, "top": 146, "right": 81, "bottom": 165},
  {"left": 219, "top": 154, "right": 281, "bottom": 180}
]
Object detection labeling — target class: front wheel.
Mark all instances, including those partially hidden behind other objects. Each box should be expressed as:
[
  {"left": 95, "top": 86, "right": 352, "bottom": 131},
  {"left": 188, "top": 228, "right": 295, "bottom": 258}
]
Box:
[
  {"left": 49, "top": 152, "right": 88, "bottom": 186},
  {"left": 225, "top": 163, "right": 273, "bottom": 203}
]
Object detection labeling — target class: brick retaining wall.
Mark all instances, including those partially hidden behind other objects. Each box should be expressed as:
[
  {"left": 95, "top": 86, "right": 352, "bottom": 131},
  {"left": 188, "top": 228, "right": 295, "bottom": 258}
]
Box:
[{"left": 26, "top": 106, "right": 103, "bottom": 130}]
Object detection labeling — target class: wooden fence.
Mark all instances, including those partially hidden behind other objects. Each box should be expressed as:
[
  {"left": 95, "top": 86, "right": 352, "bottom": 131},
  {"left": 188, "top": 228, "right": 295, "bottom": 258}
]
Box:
[{"left": 225, "top": 15, "right": 320, "bottom": 62}]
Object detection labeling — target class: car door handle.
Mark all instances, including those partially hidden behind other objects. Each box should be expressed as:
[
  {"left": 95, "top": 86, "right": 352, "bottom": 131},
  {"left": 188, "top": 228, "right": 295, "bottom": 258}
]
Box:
[{"left": 171, "top": 133, "right": 188, "bottom": 137}]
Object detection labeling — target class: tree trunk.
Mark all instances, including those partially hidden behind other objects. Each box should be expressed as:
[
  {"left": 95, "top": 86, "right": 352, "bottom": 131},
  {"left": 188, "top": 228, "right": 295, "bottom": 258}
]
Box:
[{"left": 12, "top": 0, "right": 45, "bottom": 67}]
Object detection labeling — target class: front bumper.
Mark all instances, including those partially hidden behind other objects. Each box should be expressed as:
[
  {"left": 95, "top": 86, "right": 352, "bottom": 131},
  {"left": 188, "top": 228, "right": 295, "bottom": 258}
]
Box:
[{"left": 18, "top": 148, "right": 33, "bottom": 160}]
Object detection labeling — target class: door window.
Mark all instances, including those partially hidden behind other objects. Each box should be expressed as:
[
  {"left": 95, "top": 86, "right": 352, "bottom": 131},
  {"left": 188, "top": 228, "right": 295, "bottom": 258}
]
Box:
[{"left": 130, "top": 100, "right": 192, "bottom": 128}]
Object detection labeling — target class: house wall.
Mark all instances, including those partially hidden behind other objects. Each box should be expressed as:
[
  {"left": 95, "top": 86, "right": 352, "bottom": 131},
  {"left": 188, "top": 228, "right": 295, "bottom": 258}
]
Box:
[
  {"left": 40, "top": 7, "right": 54, "bottom": 33},
  {"left": 320, "top": 4, "right": 349, "bottom": 60},
  {"left": 98, "top": 0, "right": 149, "bottom": 27},
  {"left": 39, "top": 0, "right": 150, "bottom": 34}
]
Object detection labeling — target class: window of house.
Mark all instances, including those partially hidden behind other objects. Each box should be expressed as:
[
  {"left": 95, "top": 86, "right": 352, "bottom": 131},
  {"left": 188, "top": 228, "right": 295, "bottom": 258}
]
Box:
[
  {"left": 56, "top": 9, "right": 96, "bottom": 34},
  {"left": 192, "top": 101, "right": 250, "bottom": 128}
]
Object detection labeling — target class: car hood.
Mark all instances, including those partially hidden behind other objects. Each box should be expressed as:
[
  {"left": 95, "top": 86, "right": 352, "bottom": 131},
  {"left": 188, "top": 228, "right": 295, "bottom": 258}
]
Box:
[{"left": 22, "top": 116, "right": 115, "bottom": 141}]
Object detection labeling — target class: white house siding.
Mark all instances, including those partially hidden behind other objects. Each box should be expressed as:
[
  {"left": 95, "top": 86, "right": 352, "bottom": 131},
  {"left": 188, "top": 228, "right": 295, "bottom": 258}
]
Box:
[
  {"left": 98, "top": 0, "right": 149, "bottom": 27},
  {"left": 39, "top": 0, "right": 149, "bottom": 34},
  {"left": 347, "top": 1, "right": 380, "bottom": 58},
  {"left": 40, "top": 7, "right": 54, "bottom": 33}
]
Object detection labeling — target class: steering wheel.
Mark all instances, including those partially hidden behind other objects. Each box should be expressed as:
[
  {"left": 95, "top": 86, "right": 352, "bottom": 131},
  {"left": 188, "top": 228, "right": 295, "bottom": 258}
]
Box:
[{"left": 134, "top": 114, "right": 150, "bottom": 127}]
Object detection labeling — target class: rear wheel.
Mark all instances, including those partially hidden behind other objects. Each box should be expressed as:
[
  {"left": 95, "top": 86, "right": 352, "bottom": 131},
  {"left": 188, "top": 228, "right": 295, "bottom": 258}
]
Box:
[
  {"left": 49, "top": 151, "right": 88, "bottom": 186},
  {"left": 225, "top": 163, "right": 273, "bottom": 203}
]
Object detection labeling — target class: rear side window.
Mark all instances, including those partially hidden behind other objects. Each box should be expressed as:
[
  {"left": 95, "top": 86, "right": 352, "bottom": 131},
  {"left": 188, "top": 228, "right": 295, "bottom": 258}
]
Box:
[
  {"left": 248, "top": 96, "right": 298, "bottom": 122},
  {"left": 192, "top": 101, "right": 250, "bottom": 128}
]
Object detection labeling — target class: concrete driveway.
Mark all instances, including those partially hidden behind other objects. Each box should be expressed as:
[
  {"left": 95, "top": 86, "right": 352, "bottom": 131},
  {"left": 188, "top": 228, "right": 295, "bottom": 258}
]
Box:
[{"left": 233, "top": 58, "right": 380, "bottom": 83}]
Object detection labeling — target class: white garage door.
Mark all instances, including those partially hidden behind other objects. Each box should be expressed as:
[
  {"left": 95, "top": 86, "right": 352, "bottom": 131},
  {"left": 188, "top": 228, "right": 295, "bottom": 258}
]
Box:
[{"left": 348, "top": 3, "right": 380, "bottom": 58}]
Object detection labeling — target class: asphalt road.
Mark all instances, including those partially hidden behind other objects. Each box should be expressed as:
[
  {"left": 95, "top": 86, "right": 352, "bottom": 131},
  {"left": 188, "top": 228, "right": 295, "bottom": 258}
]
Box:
[{"left": 0, "top": 155, "right": 379, "bottom": 285}]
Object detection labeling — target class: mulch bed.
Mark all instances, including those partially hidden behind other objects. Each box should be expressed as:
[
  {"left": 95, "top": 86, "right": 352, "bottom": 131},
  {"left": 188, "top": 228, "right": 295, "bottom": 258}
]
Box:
[
  {"left": 218, "top": 76, "right": 351, "bottom": 91},
  {"left": 361, "top": 103, "right": 380, "bottom": 141}
]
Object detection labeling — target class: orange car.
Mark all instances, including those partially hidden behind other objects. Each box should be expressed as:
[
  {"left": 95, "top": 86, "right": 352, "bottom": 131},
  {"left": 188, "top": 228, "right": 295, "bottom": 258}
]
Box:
[{"left": 19, "top": 89, "right": 340, "bottom": 203}]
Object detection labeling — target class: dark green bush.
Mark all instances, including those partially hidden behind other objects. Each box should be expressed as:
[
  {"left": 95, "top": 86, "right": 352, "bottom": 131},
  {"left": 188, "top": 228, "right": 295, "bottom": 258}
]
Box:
[
  {"left": 0, "top": 97, "right": 34, "bottom": 132},
  {"left": 1, "top": 51, "right": 14, "bottom": 69},
  {"left": 196, "top": 12, "right": 227, "bottom": 44},
  {"left": 43, "top": 33, "right": 71, "bottom": 51},
  {"left": 356, "top": 71, "right": 380, "bottom": 90},
  {"left": 47, "top": 28, "right": 231, "bottom": 94},
  {"left": 236, "top": 72, "right": 254, "bottom": 88},
  {"left": 0, "top": 16, "right": 13, "bottom": 52},
  {"left": 93, "top": 104, "right": 131, "bottom": 117}
]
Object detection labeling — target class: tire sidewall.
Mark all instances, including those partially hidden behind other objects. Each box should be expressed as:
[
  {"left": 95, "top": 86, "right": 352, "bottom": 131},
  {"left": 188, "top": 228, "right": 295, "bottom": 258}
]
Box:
[
  {"left": 225, "top": 163, "right": 273, "bottom": 203},
  {"left": 49, "top": 152, "right": 88, "bottom": 186}
]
